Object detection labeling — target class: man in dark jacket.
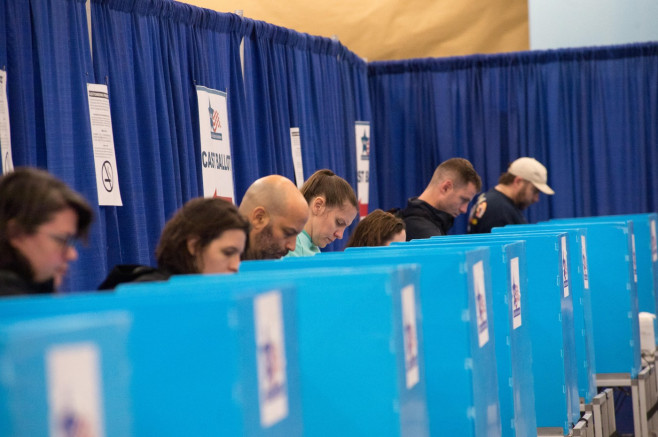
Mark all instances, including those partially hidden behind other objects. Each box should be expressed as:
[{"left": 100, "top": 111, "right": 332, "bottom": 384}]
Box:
[
  {"left": 467, "top": 157, "right": 554, "bottom": 234},
  {"left": 398, "top": 158, "right": 481, "bottom": 240}
]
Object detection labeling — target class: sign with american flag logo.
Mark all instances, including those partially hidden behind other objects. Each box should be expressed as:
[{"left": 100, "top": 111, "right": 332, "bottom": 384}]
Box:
[
  {"left": 196, "top": 86, "right": 235, "bottom": 202},
  {"left": 254, "top": 291, "right": 289, "bottom": 427},
  {"left": 355, "top": 121, "right": 370, "bottom": 219},
  {"left": 47, "top": 343, "right": 104, "bottom": 437}
]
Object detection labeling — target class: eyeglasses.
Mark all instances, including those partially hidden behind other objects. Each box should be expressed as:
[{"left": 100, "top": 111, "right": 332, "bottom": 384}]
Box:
[{"left": 40, "top": 232, "right": 78, "bottom": 251}]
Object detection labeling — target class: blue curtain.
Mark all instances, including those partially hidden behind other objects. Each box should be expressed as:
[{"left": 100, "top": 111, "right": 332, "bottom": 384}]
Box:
[
  {"left": 0, "top": 0, "right": 105, "bottom": 292},
  {"left": 242, "top": 21, "right": 371, "bottom": 249},
  {"left": 369, "top": 43, "right": 658, "bottom": 234},
  {"left": 90, "top": 0, "right": 253, "bottom": 285}
]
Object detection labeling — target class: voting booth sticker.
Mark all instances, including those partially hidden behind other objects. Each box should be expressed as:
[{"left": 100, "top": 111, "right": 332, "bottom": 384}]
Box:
[
  {"left": 632, "top": 233, "right": 638, "bottom": 283},
  {"left": 196, "top": 86, "right": 235, "bottom": 202},
  {"left": 401, "top": 285, "right": 419, "bottom": 389},
  {"left": 651, "top": 219, "right": 657, "bottom": 262},
  {"left": 510, "top": 257, "right": 522, "bottom": 329},
  {"left": 581, "top": 235, "right": 590, "bottom": 289},
  {"left": 473, "top": 261, "right": 489, "bottom": 347},
  {"left": 355, "top": 121, "right": 370, "bottom": 219},
  {"left": 254, "top": 291, "right": 289, "bottom": 427},
  {"left": 560, "top": 236, "right": 570, "bottom": 298},
  {"left": 46, "top": 343, "right": 105, "bottom": 437}
]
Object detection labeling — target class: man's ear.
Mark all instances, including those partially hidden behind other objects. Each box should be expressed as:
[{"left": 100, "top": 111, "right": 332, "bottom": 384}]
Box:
[
  {"left": 186, "top": 237, "right": 199, "bottom": 256},
  {"left": 250, "top": 206, "right": 270, "bottom": 231},
  {"left": 311, "top": 196, "right": 325, "bottom": 215},
  {"left": 439, "top": 179, "right": 453, "bottom": 193}
]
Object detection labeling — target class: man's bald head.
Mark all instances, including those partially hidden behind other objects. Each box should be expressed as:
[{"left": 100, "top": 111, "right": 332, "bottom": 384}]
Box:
[{"left": 239, "top": 175, "right": 309, "bottom": 260}]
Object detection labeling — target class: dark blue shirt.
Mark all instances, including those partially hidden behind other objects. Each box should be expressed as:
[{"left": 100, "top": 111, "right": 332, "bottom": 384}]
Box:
[{"left": 467, "top": 188, "right": 527, "bottom": 234}]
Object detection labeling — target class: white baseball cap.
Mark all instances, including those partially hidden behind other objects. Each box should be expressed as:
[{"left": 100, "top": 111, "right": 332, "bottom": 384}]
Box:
[{"left": 508, "top": 157, "right": 554, "bottom": 195}]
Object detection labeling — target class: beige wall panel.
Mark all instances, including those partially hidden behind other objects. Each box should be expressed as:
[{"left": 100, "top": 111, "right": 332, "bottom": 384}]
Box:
[{"left": 179, "top": 0, "right": 529, "bottom": 60}]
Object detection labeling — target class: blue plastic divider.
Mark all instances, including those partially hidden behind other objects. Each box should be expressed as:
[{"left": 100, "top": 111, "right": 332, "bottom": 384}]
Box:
[
  {"left": 0, "top": 283, "right": 303, "bottom": 437},
  {"left": 241, "top": 245, "right": 502, "bottom": 437},
  {"left": 0, "top": 311, "right": 132, "bottom": 437}
]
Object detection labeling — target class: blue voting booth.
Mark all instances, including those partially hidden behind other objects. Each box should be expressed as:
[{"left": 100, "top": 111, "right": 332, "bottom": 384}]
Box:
[
  {"left": 539, "top": 218, "right": 641, "bottom": 377},
  {"left": 159, "top": 265, "right": 430, "bottom": 437},
  {"left": 0, "top": 311, "right": 132, "bottom": 437},
  {"left": 425, "top": 233, "right": 578, "bottom": 435},
  {"left": 386, "top": 239, "right": 537, "bottom": 437},
  {"left": 0, "top": 283, "right": 303, "bottom": 437},
  {"left": 494, "top": 225, "right": 598, "bottom": 405},
  {"left": 242, "top": 245, "right": 502, "bottom": 437},
  {"left": 553, "top": 213, "right": 658, "bottom": 328}
]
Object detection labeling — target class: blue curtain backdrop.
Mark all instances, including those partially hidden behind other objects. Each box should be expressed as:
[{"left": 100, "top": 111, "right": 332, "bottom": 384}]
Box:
[
  {"left": 241, "top": 20, "right": 371, "bottom": 249},
  {"left": 90, "top": 0, "right": 254, "bottom": 285},
  {"left": 369, "top": 43, "right": 658, "bottom": 234},
  {"left": 0, "top": 0, "right": 106, "bottom": 292}
]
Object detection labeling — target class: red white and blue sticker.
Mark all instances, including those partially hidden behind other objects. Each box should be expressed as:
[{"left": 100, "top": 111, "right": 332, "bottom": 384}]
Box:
[
  {"left": 254, "top": 291, "right": 288, "bottom": 428},
  {"left": 510, "top": 257, "right": 522, "bottom": 329},
  {"left": 401, "top": 285, "right": 419, "bottom": 389},
  {"left": 651, "top": 219, "right": 657, "bottom": 262},
  {"left": 581, "top": 235, "right": 589, "bottom": 290},
  {"left": 561, "top": 236, "right": 570, "bottom": 298},
  {"left": 47, "top": 343, "right": 104, "bottom": 437},
  {"left": 632, "top": 233, "right": 638, "bottom": 283},
  {"left": 473, "top": 261, "right": 489, "bottom": 347}
]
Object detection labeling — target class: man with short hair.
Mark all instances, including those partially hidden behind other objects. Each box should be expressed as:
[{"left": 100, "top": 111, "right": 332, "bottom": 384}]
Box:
[
  {"left": 398, "top": 158, "right": 482, "bottom": 240},
  {"left": 467, "top": 157, "right": 554, "bottom": 234},
  {"left": 239, "top": 175, "right": 309, "bottom": 260}
]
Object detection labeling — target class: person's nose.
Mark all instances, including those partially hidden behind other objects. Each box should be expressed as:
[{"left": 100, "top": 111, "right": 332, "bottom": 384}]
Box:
[
  {"left": 229, "top": 255, "right": 240, "bottom": 273},
  {"left": 285, "top": 235, "right": 297, "bottom": 252},
  {"left": 66, "top": 245, "right": 78, "bottom": 262},
  {"left": 334, "top": 228, "right": 345, "bottom": 239},
  {"left": 459, "top": 203, "right": 469, "bottom": 214}
]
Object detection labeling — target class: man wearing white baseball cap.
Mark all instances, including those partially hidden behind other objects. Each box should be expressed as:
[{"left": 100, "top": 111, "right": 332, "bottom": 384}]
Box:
[{"left": 467, "top": 157, "right": 554, "bottom": 234}]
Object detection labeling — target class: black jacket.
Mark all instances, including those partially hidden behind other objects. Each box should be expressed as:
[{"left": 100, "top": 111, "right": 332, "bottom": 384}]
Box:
[
  {"left": 398, "top": 197, "right": 454, "bottom": 240},
  {"left": 0, "top": 269, "right": 55, "bottom": 297},
  {"left": 98, "top": 265, "right": 172, "bottom": 290}
]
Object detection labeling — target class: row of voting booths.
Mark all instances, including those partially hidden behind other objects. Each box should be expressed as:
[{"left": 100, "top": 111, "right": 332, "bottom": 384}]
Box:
[{"left": 0, "top": 213, "right": 656, "bottom": 436}]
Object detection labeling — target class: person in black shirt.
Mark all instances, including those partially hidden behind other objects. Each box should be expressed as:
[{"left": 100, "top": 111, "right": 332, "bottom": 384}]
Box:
[
  {"left": 0, "top": 168, "right": 92, "bottom": 297},
  {"left": 467, "top": 157, "right": 554, "bottom": 234},
  {"left": 398, "top": 158, "right": 481, "bottom": 240}
]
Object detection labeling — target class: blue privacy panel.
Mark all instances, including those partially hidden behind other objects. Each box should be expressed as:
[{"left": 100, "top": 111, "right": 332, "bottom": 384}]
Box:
[
  {"left": 0, "top": 284, "right": 302, "bottom": 437},
  {"left": 160, "top": 266, "right": 429, "bottom": 437},
  {"left": 242, "top": 246, "right": 502, "bottom": 437},
  {"left": 495, "top": 225, "right": 597, "bottom": 404},
  {"left": 544, "top": 218, "right": 641, "bottom": 377},
  {"left": 554, "top": 214, "right": 658, "bottom": 321},
  {"left": 0, "top": 311, "right": 132, "bottom": 437},
  {"left": 386, "top": 239, "right": 537, "bottom": 437},
  {"left": 422, "top": 233, "right": 576, "bottom": 434}
]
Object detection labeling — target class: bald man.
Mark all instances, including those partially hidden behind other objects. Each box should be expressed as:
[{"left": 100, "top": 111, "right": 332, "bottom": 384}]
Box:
[{"left": 239, "top": 175, "right": 310, "bottom": 260}]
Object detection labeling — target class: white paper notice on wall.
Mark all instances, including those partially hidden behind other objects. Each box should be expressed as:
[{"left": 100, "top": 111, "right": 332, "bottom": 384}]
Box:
[
  {"left": 196, "top": 86, "right": 235, "bottom": 202},
  {"left": 510, "top": 257, "right": 522, "bottom": 329},
  {"left": 355, "top": 121, "right": 370, "bottom": 219},
  {"left": 650, "top": 219, "right": 657, "bottom": 262},
  {"left": 254, "top": 291, "right": 289, "bottom": 428},
  {"left": 289, "top": 127, "right": 304, "bottom": 189},
  {"left": 401, "top": 284, "right": 420, "bottom": 389},
  {"left": 581, "top": 235, "right": 590, "bottom": 290},
  {"left": 0, "top": 70, "right": 13, "bottom": 174},
  {"left": 560, "top": 236, "right": 570, "bottom": 298},
  {"left": 473, "top": 260, "right": 489, "bottom": 347},
  {"left": 87, "top": 83, "right": 122, "bottom": 206},
  {"left": 47, "top": 343, "right": 105, "bottom": 437}
]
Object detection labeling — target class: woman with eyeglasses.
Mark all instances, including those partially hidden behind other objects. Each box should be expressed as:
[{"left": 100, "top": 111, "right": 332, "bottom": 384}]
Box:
[{"left": 0, "top": 167, "right": 93, "bottom": 296}]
